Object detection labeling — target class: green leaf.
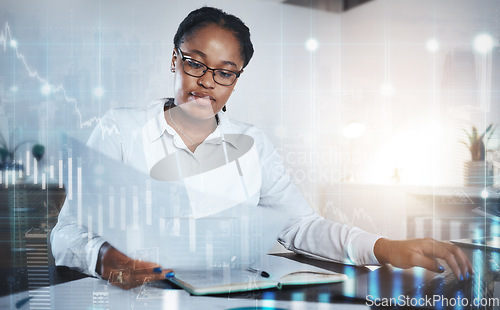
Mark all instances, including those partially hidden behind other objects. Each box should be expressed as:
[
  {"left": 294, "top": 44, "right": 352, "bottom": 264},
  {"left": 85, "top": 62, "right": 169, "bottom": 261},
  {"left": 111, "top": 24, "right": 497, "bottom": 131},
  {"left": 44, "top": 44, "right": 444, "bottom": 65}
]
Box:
[
  {"left": 32, "top": 144, "right": 45, "bottom": 161},
  {"left": 8, "top": 127, "right": 19, "bottom": 152},
  {"left": 463, "top": 128, "right": 472, "bottom": 141},
  {"left": 486, "top": 125, "right": 496, "bottom": 142},
  {"left": 0, "top": 132, "right": 7, "bottom": 149},
  {"left": 0, "top": 148, "right": 8, "bottom": 162},
  {"left": 13, "top": 139, "right": 37, "bottom": 156},
  {"left": 472, "top": 126, "right": 478, "bottom": 141}
]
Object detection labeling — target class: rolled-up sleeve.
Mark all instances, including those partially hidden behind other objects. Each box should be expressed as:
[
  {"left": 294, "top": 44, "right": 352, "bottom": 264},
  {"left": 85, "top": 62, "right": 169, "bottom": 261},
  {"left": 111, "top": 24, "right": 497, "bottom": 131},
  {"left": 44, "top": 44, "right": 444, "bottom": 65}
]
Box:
[
  {"left": 50, "top": 199, "right": 107, "bottom": 277},
  {"left": 50, "top": 110, "right": 123, "bottom": 277},
  {"left": 257, "top": 133, "right": 382, "bottom": 266}
]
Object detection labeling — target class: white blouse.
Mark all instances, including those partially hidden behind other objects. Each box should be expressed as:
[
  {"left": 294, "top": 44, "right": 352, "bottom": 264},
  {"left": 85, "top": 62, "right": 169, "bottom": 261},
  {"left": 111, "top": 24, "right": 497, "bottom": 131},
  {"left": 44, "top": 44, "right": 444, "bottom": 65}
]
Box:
[{"left": 51, "top": 98, "right": 382, "bottom": 277}]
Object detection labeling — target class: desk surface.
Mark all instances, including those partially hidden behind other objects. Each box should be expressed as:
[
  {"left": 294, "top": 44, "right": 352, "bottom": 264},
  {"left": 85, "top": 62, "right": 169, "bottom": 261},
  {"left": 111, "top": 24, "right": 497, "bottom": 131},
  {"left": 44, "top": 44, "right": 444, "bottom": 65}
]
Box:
[
  {"left": 1, "top": 277, "right": 371, "bottom": 310},
  {"left": 1, "top": 249, "right": 500, "bottom": 309}
]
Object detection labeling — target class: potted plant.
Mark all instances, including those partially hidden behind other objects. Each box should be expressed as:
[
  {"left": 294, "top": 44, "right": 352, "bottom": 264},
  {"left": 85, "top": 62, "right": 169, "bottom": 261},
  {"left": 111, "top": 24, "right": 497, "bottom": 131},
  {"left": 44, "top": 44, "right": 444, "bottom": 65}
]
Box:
[
  {"left": 0, "top": 128, "right": 44, "bottom": 182},
  {"left": 461, "top": 124, "right": 495, "bottom": 187}
]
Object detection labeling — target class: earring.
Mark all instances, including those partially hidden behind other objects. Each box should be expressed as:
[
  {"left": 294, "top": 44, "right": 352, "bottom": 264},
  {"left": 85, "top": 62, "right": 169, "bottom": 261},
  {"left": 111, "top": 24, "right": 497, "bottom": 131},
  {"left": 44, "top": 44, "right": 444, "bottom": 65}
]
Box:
[
  {"left": 170, "top": 68, "right": 175, "bottom": 73},
  {"left": 222, "top": 106, "right": 227, "bottom": 112}
]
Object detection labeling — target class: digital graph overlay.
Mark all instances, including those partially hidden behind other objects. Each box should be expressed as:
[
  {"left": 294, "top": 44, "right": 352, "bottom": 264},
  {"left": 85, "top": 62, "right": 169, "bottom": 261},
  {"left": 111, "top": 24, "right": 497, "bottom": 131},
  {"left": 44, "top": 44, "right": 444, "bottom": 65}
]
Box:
[{"left": 0, "top": 21, "right": 105, "bottom": 129}]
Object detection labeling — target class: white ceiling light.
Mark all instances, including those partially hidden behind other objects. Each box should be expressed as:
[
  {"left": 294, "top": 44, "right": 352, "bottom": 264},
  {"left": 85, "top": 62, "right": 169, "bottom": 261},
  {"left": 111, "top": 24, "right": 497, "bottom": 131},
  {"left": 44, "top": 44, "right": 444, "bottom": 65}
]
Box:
[{"left": 473, "top": 33, "right": 494, "bottom": 54}]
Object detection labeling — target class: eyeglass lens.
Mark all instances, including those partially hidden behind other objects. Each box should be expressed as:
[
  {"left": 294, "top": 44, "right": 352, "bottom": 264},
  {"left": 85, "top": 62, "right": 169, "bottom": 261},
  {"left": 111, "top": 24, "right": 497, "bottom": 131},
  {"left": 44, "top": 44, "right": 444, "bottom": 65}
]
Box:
[{"left": 178, "top": 49, "right": 238, "bottom": 86}]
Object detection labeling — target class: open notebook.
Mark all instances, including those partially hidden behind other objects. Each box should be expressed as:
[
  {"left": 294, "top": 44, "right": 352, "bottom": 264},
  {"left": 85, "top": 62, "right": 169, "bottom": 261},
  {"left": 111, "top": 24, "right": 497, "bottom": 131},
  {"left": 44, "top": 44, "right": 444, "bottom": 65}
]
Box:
[
  {"left": 168, "top": 254, "right": 348, "bottom": 295},
  {"left": 64, "top": 136, "right": 346, "bottom": 293}
]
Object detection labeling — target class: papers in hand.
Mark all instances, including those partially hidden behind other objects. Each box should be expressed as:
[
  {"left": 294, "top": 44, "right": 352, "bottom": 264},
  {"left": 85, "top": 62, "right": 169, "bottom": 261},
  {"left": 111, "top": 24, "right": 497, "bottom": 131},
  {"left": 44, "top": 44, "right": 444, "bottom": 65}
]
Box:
[
  {"left": 65, "top": 138, "right": 291, "bottom": 270},
  {"left": 167, "top": 255, "right": 348, "bottom": 295}
]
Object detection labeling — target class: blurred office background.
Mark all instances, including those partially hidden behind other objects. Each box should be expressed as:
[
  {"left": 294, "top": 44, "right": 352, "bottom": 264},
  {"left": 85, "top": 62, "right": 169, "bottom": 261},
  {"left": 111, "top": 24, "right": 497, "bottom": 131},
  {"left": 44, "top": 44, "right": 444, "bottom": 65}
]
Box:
[{"left": 0, "top": 0, "right": 499, "bottom": 248}]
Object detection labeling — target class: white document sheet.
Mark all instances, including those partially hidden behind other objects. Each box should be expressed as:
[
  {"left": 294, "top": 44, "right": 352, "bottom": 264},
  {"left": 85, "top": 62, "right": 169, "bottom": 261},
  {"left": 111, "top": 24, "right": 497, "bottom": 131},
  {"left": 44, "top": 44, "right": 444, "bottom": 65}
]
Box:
[{"left": 64, "top": 139, "right": 289, "bottom": 269}]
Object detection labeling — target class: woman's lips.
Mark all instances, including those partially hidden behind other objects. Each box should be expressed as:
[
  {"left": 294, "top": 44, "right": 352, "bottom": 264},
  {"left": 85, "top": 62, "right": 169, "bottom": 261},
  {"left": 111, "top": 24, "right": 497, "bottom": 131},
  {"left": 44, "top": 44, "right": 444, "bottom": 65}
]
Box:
[{"left": 189, "top": 93, "right": 214, "bottom": 106}]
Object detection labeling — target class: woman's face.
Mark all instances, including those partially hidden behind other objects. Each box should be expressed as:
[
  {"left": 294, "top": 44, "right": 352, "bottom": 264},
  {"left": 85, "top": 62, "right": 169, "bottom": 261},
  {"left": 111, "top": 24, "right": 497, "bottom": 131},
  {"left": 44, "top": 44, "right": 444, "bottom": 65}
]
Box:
[{"left": 171, "top": 24, "right": 244, "bottom": 120}]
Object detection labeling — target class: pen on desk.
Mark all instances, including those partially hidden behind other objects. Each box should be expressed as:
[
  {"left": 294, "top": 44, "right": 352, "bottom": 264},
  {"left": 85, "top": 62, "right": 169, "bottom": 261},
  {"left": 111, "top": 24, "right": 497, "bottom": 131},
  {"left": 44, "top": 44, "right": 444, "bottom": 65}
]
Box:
[{"left": 246, "top": 267, "right": 270, "bottom": 278}]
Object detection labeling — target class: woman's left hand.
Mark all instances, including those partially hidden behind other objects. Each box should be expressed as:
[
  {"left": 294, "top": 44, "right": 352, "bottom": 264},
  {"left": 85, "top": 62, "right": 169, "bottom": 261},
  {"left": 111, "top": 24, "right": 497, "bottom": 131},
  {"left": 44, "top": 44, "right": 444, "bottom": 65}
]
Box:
[
  {"left": 373, "top": 238, "right": 473, "bottom": 280},
  {"left": 99, "top": 244, "right": 173, "bottom": 290}
]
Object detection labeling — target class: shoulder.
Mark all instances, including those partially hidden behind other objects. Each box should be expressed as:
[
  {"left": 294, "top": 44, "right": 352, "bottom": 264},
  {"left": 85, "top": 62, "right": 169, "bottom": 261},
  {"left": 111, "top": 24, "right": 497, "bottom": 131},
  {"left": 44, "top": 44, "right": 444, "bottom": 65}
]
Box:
[
  {"left": 221, "top": 115, "right": 266, "bottom": 140},
  {"left": 220, "top": 115, "right": 276, "bottom": 156},
  {"left": 87, "top": 99, "right": 166, "bottom": 147},
  {"left": 99, "top": 99, "right": 165, "bottom": 128}
]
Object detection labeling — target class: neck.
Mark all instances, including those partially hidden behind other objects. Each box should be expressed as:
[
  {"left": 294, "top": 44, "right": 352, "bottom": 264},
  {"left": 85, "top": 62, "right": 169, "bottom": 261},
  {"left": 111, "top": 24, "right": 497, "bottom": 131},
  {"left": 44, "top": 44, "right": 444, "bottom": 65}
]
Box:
[
  {"left": 166, "top": 105, "right": 217, "bottom": 150},
  {"left": 171, "top": 106, "right": 217, "bottom": 133}
]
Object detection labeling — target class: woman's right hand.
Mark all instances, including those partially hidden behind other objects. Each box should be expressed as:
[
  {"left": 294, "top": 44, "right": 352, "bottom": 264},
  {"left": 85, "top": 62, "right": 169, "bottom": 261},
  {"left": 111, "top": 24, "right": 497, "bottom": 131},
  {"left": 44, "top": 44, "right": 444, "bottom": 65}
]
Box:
[
  {"left": 373, "top": 238, "right": 472, "bottom": 280},
  {"left": 97, "top": 243, "right": 173, "bottom": 290}
]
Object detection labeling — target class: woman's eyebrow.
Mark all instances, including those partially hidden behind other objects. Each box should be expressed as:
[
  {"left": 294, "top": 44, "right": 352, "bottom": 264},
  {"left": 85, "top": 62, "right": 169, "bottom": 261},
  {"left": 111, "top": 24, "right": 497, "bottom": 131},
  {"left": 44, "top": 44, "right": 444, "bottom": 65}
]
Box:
[
  {"left": 188, "top": 49, "right": 207, "bottom": 58},
  {"left": 188, "top": 49, "right": 239, "bottom": 69},
  {"left": 221, "top": 60, "right": 238, "bottom": 69}
]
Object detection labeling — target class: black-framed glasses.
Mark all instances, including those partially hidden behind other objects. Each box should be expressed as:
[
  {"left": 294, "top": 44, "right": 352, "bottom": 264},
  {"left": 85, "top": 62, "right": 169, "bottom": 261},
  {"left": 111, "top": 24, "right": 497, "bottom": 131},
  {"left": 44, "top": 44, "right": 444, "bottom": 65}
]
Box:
[{"left": 177, "top": 48, "right": 241, "bottom": 86}]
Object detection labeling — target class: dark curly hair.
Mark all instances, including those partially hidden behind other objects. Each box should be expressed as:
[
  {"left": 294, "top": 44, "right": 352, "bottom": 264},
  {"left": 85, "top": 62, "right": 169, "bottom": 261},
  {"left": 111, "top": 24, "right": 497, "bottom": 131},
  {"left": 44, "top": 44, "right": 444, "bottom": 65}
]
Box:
[{"left": 173, "top": 7, "right": 254, "bottom": 69}]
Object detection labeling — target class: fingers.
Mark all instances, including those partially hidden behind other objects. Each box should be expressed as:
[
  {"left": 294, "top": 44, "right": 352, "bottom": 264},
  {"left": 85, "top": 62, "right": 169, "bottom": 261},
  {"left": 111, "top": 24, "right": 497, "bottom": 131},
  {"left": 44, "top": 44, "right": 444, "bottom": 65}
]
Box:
[
  {"left": 381, "top": 238, "right": 473, "bottom": 281},
  {"left": 149, "top": 267, "right": 175, "bottom": 282},
  {"left": 428, "top": 241, "right": 472, "bottom": 280},
  {"left": 108, "top": 263, "right": 174, "bottom": 290},
  {"left": 406, "top": 252, "right": 444, "bottom": 273},
  {"left": 133, "top": 261, "right": 175, "bottom": 282},
  {"left": 418, "top": 239, "right": 472, "bottom": 280},
  {"left": 100, "top": 247, "right": 175, "bottom": 289}
]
